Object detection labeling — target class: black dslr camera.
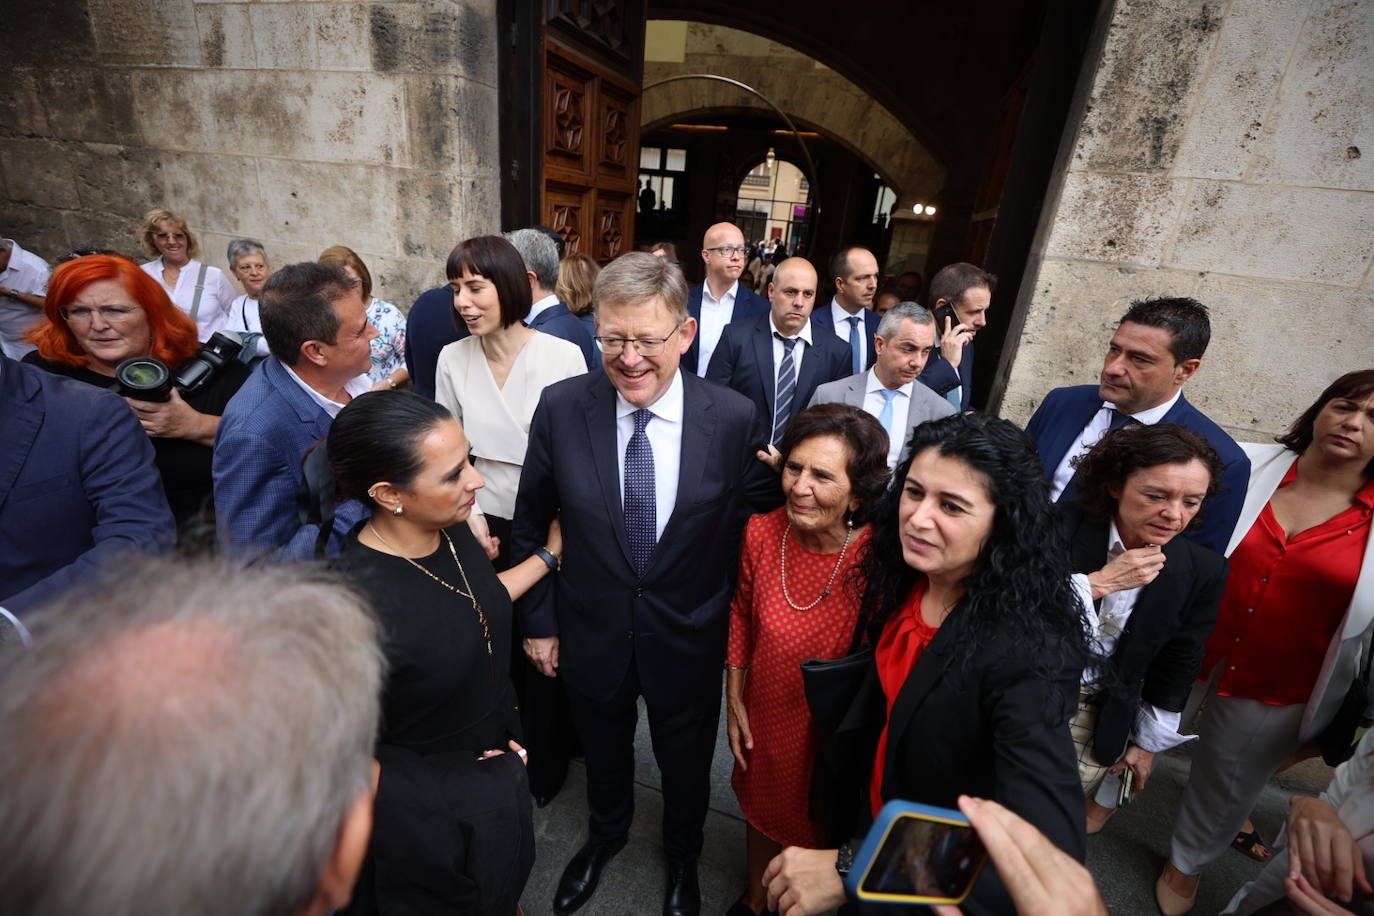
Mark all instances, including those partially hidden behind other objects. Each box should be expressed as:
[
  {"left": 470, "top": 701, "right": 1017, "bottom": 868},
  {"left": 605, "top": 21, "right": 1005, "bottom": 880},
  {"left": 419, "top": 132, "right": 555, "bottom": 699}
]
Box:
[{"left": 115, "top": 331, "right": 244, "bottom": 402}]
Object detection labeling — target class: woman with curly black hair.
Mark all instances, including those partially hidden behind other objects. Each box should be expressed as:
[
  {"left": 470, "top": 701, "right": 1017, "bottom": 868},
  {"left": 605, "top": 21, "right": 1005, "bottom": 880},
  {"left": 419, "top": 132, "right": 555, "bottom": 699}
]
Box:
[{"left": 764, "top": 413, "right": 1094, "bottom": 916}]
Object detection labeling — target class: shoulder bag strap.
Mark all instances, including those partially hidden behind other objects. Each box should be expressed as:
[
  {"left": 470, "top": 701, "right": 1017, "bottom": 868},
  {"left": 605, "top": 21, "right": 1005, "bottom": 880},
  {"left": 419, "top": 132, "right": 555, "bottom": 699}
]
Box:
[{"left": 188, "top": 261, "right": 209, "bottom": 322}]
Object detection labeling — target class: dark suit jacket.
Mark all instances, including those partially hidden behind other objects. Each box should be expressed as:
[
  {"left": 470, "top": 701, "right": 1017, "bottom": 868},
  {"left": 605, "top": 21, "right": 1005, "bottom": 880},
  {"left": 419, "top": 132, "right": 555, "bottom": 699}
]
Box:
[
  {"left": 682, "top": 283, "right": 771, "bottom": 374},
  {"left": 212, "top": 358, "right": 365, "bottom": 559},
  {"left": 703, "top": 314, "right": 851, "bottom": 433},
  {"left": 510, "top": 370, "right": 779, "bottom": 704},
  {"left": 405, "top": 285, "right": 467, "bottom": 400},
  {"left": 0, "top": 355, "right": 174, "bottom": 615},
  {"left": 1024, "top": 385, "right": 1250, "bottom": 554},
  {"left": 1059, "top": 501, "right": 1226, "bottom": 764},
  {"left": 529, "top": 300, "right": 596, "bottom": 370},
  {"left": 918, "top": 339, "right": 975, "bottom": 411},
  {"left": 809, "top": 300, "right": 881, "bottom": 371}
]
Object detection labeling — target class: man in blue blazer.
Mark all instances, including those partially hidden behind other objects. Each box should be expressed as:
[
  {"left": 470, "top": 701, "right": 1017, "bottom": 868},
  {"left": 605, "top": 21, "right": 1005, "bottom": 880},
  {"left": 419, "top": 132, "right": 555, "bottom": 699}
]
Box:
[
  {"left": 1025, "top": 297, "right": 1249, "bottom": 554},
  {"left": 512, "top": 253, "right": 778, "bottom": 916},
  {"left": 705, "top": 257, "right": 851, "bottom": 444},
  {"left": 917, "top": 262, "right": 994, "bottom": 411},
  {"left": 506, "top": 228, "right": 596, "bottom": 369},
  {"left": 682, "top": 221, "right": 771, "bottom": 375},
  {"left": 213, "top": 262, "right": 374, "bottom": 559},
  {"left": 809, "top": 245, "right": 882, "bottom": 375},
  {"left": 0, "top": 353, "right": 174, "bottom": 616}
]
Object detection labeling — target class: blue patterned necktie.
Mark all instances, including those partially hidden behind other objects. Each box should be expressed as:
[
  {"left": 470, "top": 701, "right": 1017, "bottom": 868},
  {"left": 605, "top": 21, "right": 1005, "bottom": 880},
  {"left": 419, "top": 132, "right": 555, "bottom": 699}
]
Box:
[
  {"left": 877, "top": 387, "right": 899, "bottom": 438},
  {"left": 772, "top": 333, "right": 798, "bottom": 444},
  {"left": 624, "top": 408, "right": 656, "bottom": 576},
  {"left": 847, "top": 315, "right": 862, "bottom": 375}
]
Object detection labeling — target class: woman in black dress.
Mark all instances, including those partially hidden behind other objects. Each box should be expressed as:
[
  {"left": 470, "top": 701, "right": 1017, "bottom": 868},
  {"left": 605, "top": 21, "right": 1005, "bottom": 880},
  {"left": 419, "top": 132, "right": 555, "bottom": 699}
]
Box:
[{"left": 322, "top": 390, "right": 563, "bottom": 915}]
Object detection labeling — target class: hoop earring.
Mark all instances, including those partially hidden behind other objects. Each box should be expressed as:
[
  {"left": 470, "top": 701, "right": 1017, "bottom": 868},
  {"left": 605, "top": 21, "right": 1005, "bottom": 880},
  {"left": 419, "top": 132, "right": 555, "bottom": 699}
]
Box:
[{"left": 367, "top": 489, "right": 377, "bottom": 500}]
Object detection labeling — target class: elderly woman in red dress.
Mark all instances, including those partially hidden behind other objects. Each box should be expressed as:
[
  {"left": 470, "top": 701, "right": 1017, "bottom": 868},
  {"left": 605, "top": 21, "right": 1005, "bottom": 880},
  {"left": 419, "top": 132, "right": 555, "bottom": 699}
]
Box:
[{"left": 724, "top": 403, "right": 891, "bottom": 916}]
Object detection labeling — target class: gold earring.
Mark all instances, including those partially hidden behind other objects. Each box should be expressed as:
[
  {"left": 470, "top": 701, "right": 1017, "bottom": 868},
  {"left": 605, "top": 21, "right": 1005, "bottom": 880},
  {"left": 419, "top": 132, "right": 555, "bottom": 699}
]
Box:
[{"left": 393, "top": 505, "right": 403, "bottom": 517}]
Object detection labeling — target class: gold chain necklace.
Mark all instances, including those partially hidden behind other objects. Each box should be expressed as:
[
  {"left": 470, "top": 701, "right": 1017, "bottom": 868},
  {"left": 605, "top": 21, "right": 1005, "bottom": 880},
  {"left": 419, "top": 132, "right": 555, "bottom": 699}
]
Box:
[
  {"left": 779, "top": 520, "right": 853, "bottom": 611},
  {"left": 368, "top": 523, "right": 492, "bottom": 658}
]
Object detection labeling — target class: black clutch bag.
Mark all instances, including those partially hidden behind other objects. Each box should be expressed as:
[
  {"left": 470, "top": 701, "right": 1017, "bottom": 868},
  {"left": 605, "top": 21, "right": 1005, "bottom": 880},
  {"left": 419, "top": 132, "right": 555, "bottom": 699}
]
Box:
[{"left": 801, "top": 648, "right": 885, "bottom": 845}]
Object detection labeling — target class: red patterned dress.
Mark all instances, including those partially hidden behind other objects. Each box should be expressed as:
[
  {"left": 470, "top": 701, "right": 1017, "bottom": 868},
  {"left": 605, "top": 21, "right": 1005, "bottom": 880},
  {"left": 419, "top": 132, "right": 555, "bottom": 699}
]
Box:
[{"left": 728, "top": 507, "right": 871, "bottom": 848}]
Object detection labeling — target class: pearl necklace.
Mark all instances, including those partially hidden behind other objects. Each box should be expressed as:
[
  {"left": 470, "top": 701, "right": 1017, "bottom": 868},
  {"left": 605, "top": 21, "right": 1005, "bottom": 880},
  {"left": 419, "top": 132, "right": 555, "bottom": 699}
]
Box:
[
  {"left": 368, "top": 523, "right": 492, "bottom": 658},
  {"left": 779, "top": 520, "right": 853, "bottom": 611}
]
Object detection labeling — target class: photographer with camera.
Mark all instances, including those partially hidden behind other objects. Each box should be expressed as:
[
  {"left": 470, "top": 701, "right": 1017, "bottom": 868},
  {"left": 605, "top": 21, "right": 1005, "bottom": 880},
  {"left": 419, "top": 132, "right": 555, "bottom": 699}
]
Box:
[{"left": 22, "top": 254, "right": 250, "bottom": 539}]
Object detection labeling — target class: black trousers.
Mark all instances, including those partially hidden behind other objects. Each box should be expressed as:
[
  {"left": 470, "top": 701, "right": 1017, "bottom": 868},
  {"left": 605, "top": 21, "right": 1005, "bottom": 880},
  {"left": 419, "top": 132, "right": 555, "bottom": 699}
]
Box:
[{"left": 564, "top": 656, "right": 721, "bottom": 862}]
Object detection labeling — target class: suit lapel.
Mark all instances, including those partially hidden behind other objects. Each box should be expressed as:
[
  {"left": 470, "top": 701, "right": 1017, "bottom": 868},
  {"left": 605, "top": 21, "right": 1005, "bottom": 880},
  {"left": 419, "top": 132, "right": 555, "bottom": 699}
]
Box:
[
  {"left": 752, "top": 320, "right": 777, "bottom": 416},
  {"left": 0, "top": 365, "right": 42, "bottom": 514},
  {"left": 1044, "top": 395, "right": 1099, "bottom": 478},
  {"left": 884, "top": 626, "right": 957, "bottom": 762},
  {"left": 657, "top": 376, "right": 716, "bottom": 558},
  {"left": 265, "top": 359, "right": 336, "bottom": 438},
  {"left": 844, "top": 375, "right": 866, "bottom": 408},
  {"left": 583, "top": 377, "right": 635, "bottom": 571}
]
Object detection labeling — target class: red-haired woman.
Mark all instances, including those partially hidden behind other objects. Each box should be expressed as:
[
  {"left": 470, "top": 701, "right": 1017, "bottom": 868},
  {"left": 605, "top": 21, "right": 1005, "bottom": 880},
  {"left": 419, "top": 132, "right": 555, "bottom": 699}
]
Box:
[{"left": 23, "top": 254, "right": 251, "bottom": 538}]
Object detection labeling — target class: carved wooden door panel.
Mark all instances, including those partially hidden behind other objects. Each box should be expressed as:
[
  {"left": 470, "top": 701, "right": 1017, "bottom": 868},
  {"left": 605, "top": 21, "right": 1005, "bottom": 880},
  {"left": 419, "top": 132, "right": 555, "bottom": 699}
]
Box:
[{"left": 540, "top": 32, "right": 640, "bottom": 263}]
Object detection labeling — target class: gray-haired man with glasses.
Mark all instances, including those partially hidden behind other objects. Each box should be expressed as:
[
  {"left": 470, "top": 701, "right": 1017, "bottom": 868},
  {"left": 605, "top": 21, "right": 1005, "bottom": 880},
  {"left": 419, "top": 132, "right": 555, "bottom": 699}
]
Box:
[{"left": 682, "top": 222, "right": 771, "bottom": 375}]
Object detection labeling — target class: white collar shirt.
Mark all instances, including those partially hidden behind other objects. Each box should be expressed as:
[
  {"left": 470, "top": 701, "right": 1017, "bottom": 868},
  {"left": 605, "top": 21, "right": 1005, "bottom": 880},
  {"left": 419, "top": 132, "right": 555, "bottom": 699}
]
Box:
[
  {"left": 282, "top": 363, "right": 371, "bottom": 419},
  {"left": 1049, "top": 389, "right": 1183, "bottom": 500},
  {"left": 768, "top": 313, "right": 812, "bottom": 386},
  {"left": 140, "top": 257, "right": 237, "bottom": 340},
  {"left": 229, "top": 295, "right": 270, "bottom": 357},
  {"left": 0, "top": 240, "right": 52, "bottom": 358},
  {"left": 828, "top": 300, "right": 869, "bottom": 368},
  {"left": 863, "top": 369, "right": 914, "bottom": 469},
  {"left": 528, "top": 293, "right": 560, "bottom": 324},
  {"left": 696, "top": 280, "right": 738, "bottom": 376},
  {"left": 615, "top": 368, "right": 684, "bottom": 541}
]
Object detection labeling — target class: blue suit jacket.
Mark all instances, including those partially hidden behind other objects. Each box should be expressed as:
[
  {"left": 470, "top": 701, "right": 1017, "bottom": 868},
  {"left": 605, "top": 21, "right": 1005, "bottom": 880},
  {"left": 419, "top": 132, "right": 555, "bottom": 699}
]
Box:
[
  {"left": 918, "top": 339, "right": 975, "bottom": 411},
  {"left": 0, "top": 355, "right": 174, "bottom": 615},
  {"left": 405, "top": 285, "right": 468, "bottom": 400},
  {"left": 1024, "top": 385, "right": 1250, "bottom": 554},
  {"left": 212, "top": 359, "right": 365, "bottom": 559},
  {"left": 682, "top": 283, "right": 772, "bottom": 374},
  {"left": 510, "top": 370, "right": 780, "bottom": 704},
  {"left": 529, "top": 300, "right": 596, "bottom": 370},
  {"left": 704, "top": 313, "right": 852, "bottom": 436},
  {"left": 809, "top": 300, "right": 881, "bottom": 372}
]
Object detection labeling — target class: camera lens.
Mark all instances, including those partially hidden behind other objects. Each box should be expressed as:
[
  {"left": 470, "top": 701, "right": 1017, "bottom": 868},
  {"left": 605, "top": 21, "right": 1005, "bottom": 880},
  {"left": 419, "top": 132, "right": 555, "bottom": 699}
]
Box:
[{"left": 115, "top": 357, "right": 173, "bottom": 402}]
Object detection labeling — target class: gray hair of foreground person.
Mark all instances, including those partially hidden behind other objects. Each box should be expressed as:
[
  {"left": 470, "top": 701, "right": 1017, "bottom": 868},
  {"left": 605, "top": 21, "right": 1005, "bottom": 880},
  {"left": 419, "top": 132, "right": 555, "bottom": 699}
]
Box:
[
  {"left": 876, "top": 300, "right": 935, "bottom": 339},
  {"left": 0, "top": 556, "right": 385, "bottom": 916},
  {"left": 593, "top": 250, "right": 689, "bottom": 320}
]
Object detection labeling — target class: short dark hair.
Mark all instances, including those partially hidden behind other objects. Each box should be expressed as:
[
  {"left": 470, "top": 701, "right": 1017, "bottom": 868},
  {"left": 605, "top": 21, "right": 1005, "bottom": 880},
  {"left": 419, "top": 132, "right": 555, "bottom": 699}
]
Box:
[
  {"left": 445, "top": 235, "right": 533, "bottom": 329},
  {"left": 829, "top": 245, "right": 870, "bottom": 283},
  {"left": 777, "top": 403, "right": 891, "bottom": 525},
  {"left": 327, "top": 391, "right": 454, "bottom": 509},
  {"left": 1118, "top": 297, "right": 1211, "bottom": 363},
  {"left": 1276, "top": 370, "right": 1374, "bottom": 476},
  {"left": 260, "top": 261, "right": 359, "bottom": 367},
  {"left": 928, "top": 262, "right": 996, "bottom": 308},
  {"left": 1071, "top": 423, "right": 1223, "bottom": 522}
]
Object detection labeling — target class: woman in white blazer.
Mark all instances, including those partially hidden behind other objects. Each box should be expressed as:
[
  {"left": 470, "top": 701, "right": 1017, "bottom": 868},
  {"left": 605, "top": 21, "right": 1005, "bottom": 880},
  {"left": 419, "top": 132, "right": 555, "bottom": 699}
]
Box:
[
  {"left": 433, "top": 235, "right": 586, "bottom": 569},
  {"left": 1157, "top": 369, "right": 1374, "bottom": 915}
]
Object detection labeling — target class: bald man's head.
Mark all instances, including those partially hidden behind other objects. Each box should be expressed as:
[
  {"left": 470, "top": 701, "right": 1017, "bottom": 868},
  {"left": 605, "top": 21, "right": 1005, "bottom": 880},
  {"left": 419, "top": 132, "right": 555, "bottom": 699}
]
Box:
[
  {"left": 768, "top": 257, "right": 819, "bottom": 336},
  {"left": 701, "top": 222, "right": 746, "bottom": 289}
]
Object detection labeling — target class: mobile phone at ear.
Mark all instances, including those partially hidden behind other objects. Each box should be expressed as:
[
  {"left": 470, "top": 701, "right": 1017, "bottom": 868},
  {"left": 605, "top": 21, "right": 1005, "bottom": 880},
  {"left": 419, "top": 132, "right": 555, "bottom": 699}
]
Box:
[
  {"left": 846, "top": 800, "right": 989, "bottom": 906},
  {"left": 933, "top": 304, "right": 958, "bottom": 333}
]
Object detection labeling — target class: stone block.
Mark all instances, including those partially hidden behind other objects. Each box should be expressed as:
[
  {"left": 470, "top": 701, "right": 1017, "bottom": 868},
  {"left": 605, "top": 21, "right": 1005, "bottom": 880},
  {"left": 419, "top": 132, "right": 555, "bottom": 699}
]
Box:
[
  {"left": 404, "top": 75, "right": 498, "bottom": 174},
  {"left": 87, "top": 0, "right": 200, "bottom": 67},
  {"left": 250, "top": 4, "right": 319, "bottom": 70},
  {"left": 68, "top": 143, "right": 165, "bottom": 219},
  {"left": 195, "top": 3, "right": 257, "bottom": 69},
  {"left": 255, "top": 158, "right": 396, "bottom": 255},
  {"left": 158, "top": 151, "right": 262, "bottom": 239},
  {"left": 1171, "top": 0, "right": 1308, "bottom": 180},
  {"left": 368, "top": 1, "right": 498, "bottom": 87},
  {"left": 1248, "top": 0, "right": 1374, "bottom": 192},
  {"left": 129, "top": 69, "right": 407, "bottom": 165},
  {"left": 1074, "top": 2, "right": 1226, "bottom": 172},
  {"left": 0, "top": 0, "right": 97, "bottom": 66},
  {"left": 0, "top": 209, "right": 69, "bottom": 264},
  {"left": 0, "top": 70, "right": 49, "bottom": 138},
  {"left": 33, "top": 68, "right": 140, "bottom": 145},
  {"left": 0, "top": 138, "right": 81, "bottom": 209},
  {"left": 1164, "top": 180, "right": 1374, "bottom": 286},
  {"left": 366, "top": 252, "right": 445, "bottom": 314},
  {"left": 1042, "top": 171, "right": 1186, "bottom": 266},
  {"left": 313, "top": 4, "right": 373, "bottom": 72},
  {"left": 62, "top": 208, "right": 143, "bottom": 258}
]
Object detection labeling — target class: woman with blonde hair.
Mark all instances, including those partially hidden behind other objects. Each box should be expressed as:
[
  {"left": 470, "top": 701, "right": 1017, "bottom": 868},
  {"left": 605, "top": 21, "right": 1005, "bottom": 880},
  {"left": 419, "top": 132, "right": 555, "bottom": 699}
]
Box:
[
  {"left": 138, "top": 208, "right": 237, "bottom": 340},
  {"left": 556, "top": 252, "right": 600, "bottom": 337}
]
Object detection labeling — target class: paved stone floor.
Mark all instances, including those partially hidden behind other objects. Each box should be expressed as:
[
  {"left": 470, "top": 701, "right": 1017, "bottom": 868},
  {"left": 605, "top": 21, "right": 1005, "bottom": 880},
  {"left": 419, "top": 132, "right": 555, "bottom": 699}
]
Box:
[{"left": 520, "top": 697, "right": 1334, "bottom": 915}]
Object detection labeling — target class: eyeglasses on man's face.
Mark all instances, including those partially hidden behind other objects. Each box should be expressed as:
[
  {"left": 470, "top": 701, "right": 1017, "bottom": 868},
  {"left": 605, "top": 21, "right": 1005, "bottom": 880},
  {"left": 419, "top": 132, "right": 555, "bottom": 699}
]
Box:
[
  {"left": 707, "top": 246, "right": 748, "bottom": 259},
  {"left": 594, "top": 322, "right": 683, "bottom": 356}
]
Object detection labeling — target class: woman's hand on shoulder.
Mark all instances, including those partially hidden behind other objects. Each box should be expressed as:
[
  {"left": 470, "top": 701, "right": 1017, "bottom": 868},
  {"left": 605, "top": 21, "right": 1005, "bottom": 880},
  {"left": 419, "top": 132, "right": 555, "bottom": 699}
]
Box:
[{"left": 125, "top": 388, "right": 218, "bottom": 445}]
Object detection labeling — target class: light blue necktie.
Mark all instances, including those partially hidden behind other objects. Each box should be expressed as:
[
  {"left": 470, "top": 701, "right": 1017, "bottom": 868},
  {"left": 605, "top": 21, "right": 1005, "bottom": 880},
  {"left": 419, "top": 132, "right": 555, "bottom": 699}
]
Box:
[
  {"left": 878, "top": 388, "right": 899, "bottom": 439},
  {"left": 624, "top": 409, "right": 656, "bottom": 576},
  {"left": 847, "top": 316, "right": 862, "bottom": 376}
]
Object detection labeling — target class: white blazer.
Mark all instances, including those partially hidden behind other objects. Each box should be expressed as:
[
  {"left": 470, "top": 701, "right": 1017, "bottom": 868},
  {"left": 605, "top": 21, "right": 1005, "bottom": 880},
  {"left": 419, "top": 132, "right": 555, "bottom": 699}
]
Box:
[
  {"left": 1227, "top": 443, "right": 1374, "bottom": 741},
  {"left": 433, "top": 331, "right": 586, "bottom": 518}
]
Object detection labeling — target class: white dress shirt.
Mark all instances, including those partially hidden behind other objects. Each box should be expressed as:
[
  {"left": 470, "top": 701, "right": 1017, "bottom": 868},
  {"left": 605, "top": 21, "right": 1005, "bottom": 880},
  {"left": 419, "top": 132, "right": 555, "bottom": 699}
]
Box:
[
  {"left": 615, "top": 369, "right": 684, "bottom": 541},
  {"left": 769, "top": 314, "right": 812, "bottom": 387},
  {"left": 140, "top": 258, "right": 237, "bottom": 341},
  {"left": 1049, "top": 389, "right": 1183, "bottom": 500},
  {"left": 827, "top": 300, "right": 870, "bottom": 368},
  {"left": 0, "top": 239, "right": 51, "bottom": 359},
  {"left": 528, "top": 293, "right": 560, "bottom": 325},
  {"left": 696, "top": 280, "right": 738, "bottom": 376},
  {"left": 281, "top": 363, "right": 371, "bottom": 419},
  {"left": 862, "top": 370, "right": 914, "bottom": 469}
]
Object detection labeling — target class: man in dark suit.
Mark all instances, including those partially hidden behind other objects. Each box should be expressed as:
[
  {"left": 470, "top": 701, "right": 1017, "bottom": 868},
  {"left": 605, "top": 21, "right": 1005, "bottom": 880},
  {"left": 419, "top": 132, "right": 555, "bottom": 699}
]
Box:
[
  {"left": 1025, "top": 297, "right": 1250, "bottom": 554},
  {"left": 404, "top": 283, "right": 468, "bottom": 400},
  {"left": 682, "top": 221, "right": 770, "bottom": 375},
  {"left": 918, "top": 262, "right": 994, "bottom": 412},
  {"left": 213, "top": 262, "right": 374, "bottom": 559},
  {"left": 0, "top": 353, "right": 174, "bottom": 616},
  {"left": 809, "top": 245, "right": 882, "bottom": 375},
  {"left": 705, "top": 257, "right": 850, "bottom": 444},
  {"left": 506, "top": 228, "right": 596, "bottom": 369},
  {"left": 512, "top": 252, "right": 777, "bottom": 916}
]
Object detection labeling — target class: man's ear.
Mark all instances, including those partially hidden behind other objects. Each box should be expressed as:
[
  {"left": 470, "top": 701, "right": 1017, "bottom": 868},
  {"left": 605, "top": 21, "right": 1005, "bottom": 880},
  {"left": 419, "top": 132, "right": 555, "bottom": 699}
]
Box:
[
  {"left": 299, "top": 340, "right": 329, "bottom": 369},
  {"left": 1174, "top": 358, "right": 1202, "bottom": 385},
  {"left": 306, "top": 785, "right": 374, "bottom": 915}
]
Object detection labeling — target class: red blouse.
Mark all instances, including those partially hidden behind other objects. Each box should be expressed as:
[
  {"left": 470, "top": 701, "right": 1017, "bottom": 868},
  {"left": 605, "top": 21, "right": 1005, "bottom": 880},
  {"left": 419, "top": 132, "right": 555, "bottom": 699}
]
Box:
[
  {"left": 1202, "top": 463, "right": 1374, "bottom": 705},
  {"left": 870, "top": 580, "right": 941, "bottom": 816}
]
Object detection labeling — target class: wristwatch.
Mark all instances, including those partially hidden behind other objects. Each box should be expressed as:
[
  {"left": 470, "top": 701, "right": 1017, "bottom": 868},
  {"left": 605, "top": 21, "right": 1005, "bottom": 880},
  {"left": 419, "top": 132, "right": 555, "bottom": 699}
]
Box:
[
  {"left": 534, "top": 546, "right": 561, "bottom": 572},
  {"left": 835, "top": 842, "right": 855, "bottom": 877}
]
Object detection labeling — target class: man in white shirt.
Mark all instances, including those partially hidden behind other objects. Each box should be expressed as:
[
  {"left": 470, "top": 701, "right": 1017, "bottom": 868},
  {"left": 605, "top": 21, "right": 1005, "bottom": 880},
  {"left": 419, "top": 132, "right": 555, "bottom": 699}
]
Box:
[
  {"left": 0, "top": 238, "right": 52, "bottom": 358},
  {"left": 811, "top": 245, "right": 882, "bottom": 376},
  {"left": 809, "top": 302, "right": 956, "bottom": 468},
  {"left": 682, "top": 222, "right": 770, "bottom": 375}
]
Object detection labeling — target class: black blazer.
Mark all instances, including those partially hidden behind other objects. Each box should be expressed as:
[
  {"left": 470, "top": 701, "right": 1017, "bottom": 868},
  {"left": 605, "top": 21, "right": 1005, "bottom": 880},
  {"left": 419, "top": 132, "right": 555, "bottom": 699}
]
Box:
[
  {"left": 682, "top": 283, "right": 772, "bottom": 374},
  {"left": 702, "top": 312, "right": 852, "bottom": 432},
  {"left": 1060, "top": 501, "right": 1227, "bottom": 764},
  {"left": 511, "top": 370, "right": 780, "bottom": 704}
]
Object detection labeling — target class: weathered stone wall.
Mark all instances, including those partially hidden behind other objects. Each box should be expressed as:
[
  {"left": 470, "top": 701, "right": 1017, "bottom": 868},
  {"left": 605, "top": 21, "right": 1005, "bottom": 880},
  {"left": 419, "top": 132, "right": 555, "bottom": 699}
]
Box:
[
  {"left": 998, "top": 0, "right": 1374, "bottom": 443},
  {"left": 0, "top": 0, "right": 500, "bottom": 308}
]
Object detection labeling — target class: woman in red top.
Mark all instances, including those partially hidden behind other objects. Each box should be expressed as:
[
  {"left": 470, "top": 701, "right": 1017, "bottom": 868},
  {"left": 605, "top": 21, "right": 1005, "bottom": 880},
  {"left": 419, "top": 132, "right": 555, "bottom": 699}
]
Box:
[
  {"left": 1158, "top": 369, "right": 1374, "bottom": 916},
  {"left": 763, "top": 413, "right": 1093, "bottom": 916},
  {"left": 725, "top": 404, "right": 890, "bottom": 916}
]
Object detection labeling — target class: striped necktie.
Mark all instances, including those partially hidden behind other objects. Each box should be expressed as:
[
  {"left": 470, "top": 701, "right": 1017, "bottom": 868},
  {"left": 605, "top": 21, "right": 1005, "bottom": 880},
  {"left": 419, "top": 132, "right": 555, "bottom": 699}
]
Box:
[{"left": 773, "top": 333, "right": 798, "bottom": 444}]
